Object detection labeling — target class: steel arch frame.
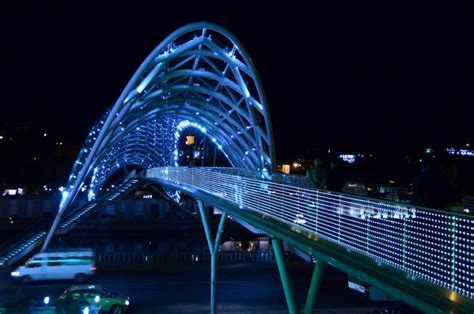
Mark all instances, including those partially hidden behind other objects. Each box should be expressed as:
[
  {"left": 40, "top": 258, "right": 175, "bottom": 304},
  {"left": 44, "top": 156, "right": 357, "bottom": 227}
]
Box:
[{"left": 42, "top": 22, "right": 276, "bottom": 251}]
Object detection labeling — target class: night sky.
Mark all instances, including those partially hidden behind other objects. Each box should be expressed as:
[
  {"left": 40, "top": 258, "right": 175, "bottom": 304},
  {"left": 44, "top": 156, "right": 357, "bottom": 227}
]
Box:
[{"left": 1, "top": 1, "right": 473, "bottom": 160}]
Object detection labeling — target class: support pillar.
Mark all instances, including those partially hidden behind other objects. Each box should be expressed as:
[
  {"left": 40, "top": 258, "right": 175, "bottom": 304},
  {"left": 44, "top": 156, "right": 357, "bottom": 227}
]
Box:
[
  {"left": 197, "top": 200, "right": 227, "bottom": 314},
  {"left": 304, "top": 260, "right": 326, "bottom": 314},
  {"left": 42, "top": 214, "right": 62, "bottom": 251},
  {"left": 272, "top": 238, "right": 298, "bottom": 314}
]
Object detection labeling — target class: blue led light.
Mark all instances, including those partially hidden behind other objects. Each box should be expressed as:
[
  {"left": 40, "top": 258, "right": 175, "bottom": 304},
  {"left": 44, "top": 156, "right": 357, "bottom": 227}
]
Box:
[
  {"left": 174, "top": 120, "right": 222, "bottom": 166},
  {"left": 59, "top": 191, "right": 69, "bottom": 208},
  {"left": 43, "top": 22, "right": 276, "bottom": 256},
  {"left": 148, "top": 167, "right": 474, "bottom": 300}
]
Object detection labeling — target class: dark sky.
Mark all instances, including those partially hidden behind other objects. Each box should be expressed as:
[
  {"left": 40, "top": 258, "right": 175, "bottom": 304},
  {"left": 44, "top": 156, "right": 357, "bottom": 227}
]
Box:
[{"left": 1, "top": 1, "right": 473, "bottom": 159}]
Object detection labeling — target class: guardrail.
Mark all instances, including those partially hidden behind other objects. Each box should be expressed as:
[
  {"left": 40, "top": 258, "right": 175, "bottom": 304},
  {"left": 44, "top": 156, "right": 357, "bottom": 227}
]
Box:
[
  {"left": 0, "top": 179, "right": 143, "bottom": 267},
  {"left": 59, "top": 178, "right": 140, "bottom": 231},
  {"left": 96, "top": 251, "right": 275, "bottom": 266},
  {"left": 147, "top": 167, "right": 474, "bottom": 300}
]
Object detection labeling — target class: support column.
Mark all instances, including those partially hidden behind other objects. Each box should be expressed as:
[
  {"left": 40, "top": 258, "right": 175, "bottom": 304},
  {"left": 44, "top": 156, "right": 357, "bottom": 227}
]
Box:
[
  {"left": 42, "top": 214, "right": 62, "bottom": 251},
  {"left": 272, "top": 238, "right": 298, "bottom": 314},
  {"left": 304, "top": 260, "right": 326, "bottom": 314},
  {"left": 198, "top": 200, "right": 227, "bottom": 314}
]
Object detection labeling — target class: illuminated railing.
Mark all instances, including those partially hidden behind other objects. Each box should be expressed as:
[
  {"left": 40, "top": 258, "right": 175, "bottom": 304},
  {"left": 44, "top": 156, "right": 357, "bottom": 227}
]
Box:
[
  {"left": 59, "top": 178, "right": 140, "bottom": 230},
  {"left": 147, "top": 167, "right": 474, "bottom": 299},
  {"left": 0, "top": 231, "right": 46, "bottom": 266}
]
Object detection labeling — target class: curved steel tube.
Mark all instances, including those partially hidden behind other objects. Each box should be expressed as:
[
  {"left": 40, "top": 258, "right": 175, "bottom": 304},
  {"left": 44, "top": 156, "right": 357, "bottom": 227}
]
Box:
[{"left": 42, "top": 22, "right": 276, "bottom": 251}]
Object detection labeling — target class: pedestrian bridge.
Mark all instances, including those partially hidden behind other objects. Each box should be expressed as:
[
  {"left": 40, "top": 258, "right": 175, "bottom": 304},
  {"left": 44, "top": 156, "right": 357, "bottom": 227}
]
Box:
[
  {"left": 145, "top": 166, "right": 474, "bottom": 313},
  {"left": 5, "top": 21, "right": 473, "bottom": 313}
]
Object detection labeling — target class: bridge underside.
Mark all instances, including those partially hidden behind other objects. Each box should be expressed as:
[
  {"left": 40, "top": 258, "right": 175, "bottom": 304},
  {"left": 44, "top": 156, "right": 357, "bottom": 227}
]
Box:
[
  {"left": 4, "top": 170, "right": 473, "bottom": 313},
  {"left": 148, "top": 176, "right": 474, "bottom": 313}
]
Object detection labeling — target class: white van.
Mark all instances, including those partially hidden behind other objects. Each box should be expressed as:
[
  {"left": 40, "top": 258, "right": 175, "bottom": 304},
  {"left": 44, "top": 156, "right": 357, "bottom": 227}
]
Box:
[{"left": 11, "top": 248, "right": 96, "bottom": 283}]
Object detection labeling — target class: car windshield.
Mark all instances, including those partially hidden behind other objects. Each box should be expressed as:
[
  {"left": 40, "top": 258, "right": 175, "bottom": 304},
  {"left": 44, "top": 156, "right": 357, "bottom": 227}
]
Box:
[
  {"left": 101, "top": 287, "right": 115, "bottom": 297},
  {"left": 60, "top": 288, "right": 71, "bottom": 298}
]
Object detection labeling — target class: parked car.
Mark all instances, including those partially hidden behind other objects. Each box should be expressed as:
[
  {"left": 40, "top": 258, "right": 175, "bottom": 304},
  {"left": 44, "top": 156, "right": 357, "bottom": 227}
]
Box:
[
  {"left": 55, "top": 285, "right": 130, "bottom": 314},
  {"left": 11, "top": 248, "right": 96, "bottom": 283}
]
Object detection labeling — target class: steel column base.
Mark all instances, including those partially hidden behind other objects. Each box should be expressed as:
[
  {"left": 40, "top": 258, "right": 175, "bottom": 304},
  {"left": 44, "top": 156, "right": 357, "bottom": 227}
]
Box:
[
  {"left": 304, "top": 259, "right": 326, "bottom": 314},
  {"left": 272, "top": 238, "right": 299, "bottom": 314},
  {"left": 198, "top": 200, "right": 227, "bottom": 314}
]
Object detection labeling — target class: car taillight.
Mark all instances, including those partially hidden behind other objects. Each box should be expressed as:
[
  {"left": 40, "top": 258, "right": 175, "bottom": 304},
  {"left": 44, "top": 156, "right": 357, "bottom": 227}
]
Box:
[{"left": 89, "top": 266, "right": 97, "bottom": 271}]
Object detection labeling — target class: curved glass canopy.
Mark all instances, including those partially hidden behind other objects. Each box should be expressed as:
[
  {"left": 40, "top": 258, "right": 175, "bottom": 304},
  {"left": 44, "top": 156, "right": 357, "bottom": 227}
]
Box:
[{"left": 44, "top": 22, "right": 276, "bottom": 249}]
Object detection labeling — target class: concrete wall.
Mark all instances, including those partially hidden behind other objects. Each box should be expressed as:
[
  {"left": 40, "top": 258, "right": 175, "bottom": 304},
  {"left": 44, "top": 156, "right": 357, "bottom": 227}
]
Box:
[
  {"left": 0, "top": 198, "right": 59, "bottom": 218},
  {"left": 0, "top": 197, "right": 176, "bottom": 220},
  {"left": 99, "top": 199, "right": 174, "bottom": 219},
  {"left": 0, "top": 196, "right": 89, "bottom": 219}
]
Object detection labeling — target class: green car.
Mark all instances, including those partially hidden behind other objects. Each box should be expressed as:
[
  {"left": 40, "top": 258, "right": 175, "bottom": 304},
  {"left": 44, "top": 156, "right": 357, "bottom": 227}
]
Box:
[{"left": 55, "top": 285, "right": 130, "bottom": 314}]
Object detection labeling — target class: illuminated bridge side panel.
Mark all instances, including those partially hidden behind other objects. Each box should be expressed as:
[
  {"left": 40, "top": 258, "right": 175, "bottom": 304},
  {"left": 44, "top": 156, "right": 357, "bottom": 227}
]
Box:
[{"left": 147, "top": 167, "right": 474, "bottom": 299}]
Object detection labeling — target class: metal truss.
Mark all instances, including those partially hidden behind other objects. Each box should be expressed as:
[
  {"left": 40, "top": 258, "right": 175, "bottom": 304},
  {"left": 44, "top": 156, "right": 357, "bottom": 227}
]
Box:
[
  {"left": 43, "top": 22, "right": 276, "bottom": 250},
  {"left": 89, "top": 117, "right": 178, "bottom": 199}
]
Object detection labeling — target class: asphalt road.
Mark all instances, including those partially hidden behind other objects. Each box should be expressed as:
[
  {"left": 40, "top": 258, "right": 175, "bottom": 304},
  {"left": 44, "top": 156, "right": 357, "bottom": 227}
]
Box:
[{"left": 0, "top": 262, "right": 414, "bottom": 313}]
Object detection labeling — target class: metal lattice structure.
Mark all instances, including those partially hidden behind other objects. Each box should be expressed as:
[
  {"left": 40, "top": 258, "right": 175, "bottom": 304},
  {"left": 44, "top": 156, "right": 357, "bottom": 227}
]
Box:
[
  {"left": 89, "top": 117, "right": 178, "bottom": 199},
  {"left": 148, "top": 167, "right": 474, "bottom": 310},
  {"left": 43, "top": 22, "right": 276, "bottom": 250}
]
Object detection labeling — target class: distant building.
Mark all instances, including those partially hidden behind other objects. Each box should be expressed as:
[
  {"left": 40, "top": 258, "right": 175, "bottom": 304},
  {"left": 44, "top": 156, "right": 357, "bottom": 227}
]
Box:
[
  {"left": 280, "top": 164, "right": 290, "bottom": 174},
  {"left": 446, "top": 147, "right": 474, "bottom": 157}
]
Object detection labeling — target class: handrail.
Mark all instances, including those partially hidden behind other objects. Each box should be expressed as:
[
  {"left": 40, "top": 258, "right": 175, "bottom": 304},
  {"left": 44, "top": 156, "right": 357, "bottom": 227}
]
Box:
[
  {"left": 0, "top": 178, "right": 141, "bottom": 265},
  {"left": 147, "top": 166, "right": 474, "bottom": 301},
  {"left": 201, "top": 166, "right": 473, "bottom": 219}
]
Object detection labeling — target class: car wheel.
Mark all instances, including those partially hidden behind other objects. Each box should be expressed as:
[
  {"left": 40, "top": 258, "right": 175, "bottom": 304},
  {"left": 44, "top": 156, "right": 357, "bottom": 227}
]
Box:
[
  {"left": 75, "top": 273, "right": 86, "bottom": 283},
  {"left": 21, "top": 275, "right": 31, "bottom": 285},
  {"left": 111, "top": 305, "right": 124, "bottom": 314}
]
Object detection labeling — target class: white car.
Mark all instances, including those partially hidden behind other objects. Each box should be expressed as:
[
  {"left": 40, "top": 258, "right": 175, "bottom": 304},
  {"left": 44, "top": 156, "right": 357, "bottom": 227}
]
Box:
[
  {"left": 11, "top": 248, "right": 96, "bottom": 283},
  {"left": 293, "top": 214, "right": 306, "bottom": 225}
]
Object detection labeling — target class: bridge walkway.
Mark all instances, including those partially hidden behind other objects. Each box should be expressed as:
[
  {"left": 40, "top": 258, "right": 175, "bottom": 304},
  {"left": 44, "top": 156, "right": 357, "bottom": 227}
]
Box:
[{"left": 146, "top": 167, "right": 474, "bottom": 313}]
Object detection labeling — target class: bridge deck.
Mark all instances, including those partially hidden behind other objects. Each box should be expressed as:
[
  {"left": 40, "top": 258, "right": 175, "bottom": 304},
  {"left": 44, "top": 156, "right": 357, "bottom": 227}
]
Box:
[{"left": 147, "top": 166, "right": 474, "bottom": 313}]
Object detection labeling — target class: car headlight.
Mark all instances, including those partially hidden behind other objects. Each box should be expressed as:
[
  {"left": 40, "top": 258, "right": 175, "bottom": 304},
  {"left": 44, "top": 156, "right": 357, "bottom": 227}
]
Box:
[
  {"left": 11, "top": 271, "right": 20, "bottom": 277},
  {"left": 125, "top": 299, "right": 130, "bottom": 306}
]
